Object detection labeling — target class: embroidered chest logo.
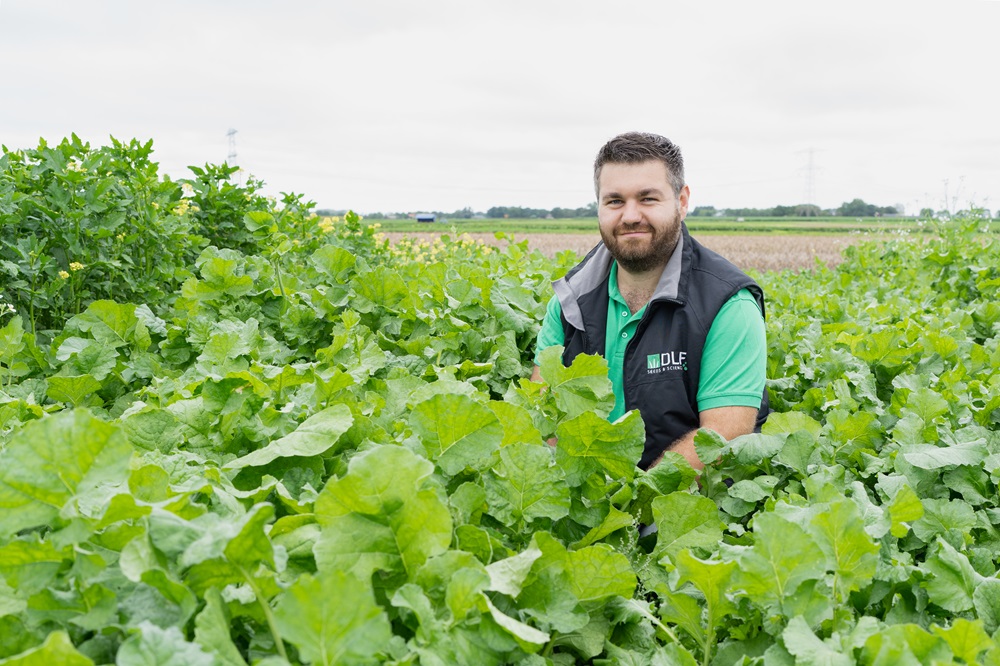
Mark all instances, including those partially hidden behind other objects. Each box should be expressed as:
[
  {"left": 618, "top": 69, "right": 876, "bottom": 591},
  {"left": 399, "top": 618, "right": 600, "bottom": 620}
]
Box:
[{"left": 646, "top": 351, "right": 687, "bottom": 374}]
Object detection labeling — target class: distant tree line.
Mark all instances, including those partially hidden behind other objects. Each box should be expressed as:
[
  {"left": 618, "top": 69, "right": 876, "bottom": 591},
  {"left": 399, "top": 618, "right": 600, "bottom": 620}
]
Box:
[
  {"left": 331, "top": 198, "right": 905, "bottom": 220},
  {"left": 356, "top": 203, "right": 599, "bottom": 220},
  {"left": 696, "top": 199, "right": 900, "bottom": 218},
  {"left": 485, "top": 203, "right": 598, "bottom": 219}
]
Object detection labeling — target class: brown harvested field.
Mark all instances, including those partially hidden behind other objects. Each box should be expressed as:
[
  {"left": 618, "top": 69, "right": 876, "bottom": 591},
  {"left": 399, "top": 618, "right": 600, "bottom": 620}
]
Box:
[{"left": 383, "top": 232, "right": 865, "bottom": 273}]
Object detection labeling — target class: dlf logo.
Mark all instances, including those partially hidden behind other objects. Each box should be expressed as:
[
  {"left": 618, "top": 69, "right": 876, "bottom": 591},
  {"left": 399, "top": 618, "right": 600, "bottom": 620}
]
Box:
[{"left": 647, "top": 351, "right": 687, "bottom": 374}]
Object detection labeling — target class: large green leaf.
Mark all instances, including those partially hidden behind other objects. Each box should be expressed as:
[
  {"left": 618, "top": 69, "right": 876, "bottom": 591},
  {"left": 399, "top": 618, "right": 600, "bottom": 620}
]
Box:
[
  {"left": 0, "top": 631, "right": 92, "bottom": 666},
  {"left": 55, "top": 338, "right": 118, "bottom": 379},
  {"left": 409, "top": 393, "right": 502, "bottom": 475},
  {"left": 737, "top": 512, "right": 825, "bottom": 609},
  {"left": 197, "top": 318, "right": 261, "bottom": 366},
  {"left": 886, "top": 483, "right": 924, "bottom": 538},
  {"left": 488, "top": 401, "right": 543, "bottom": 446},
  {"left": 0, "top": 317, "right": 26, "bottom": 366},
  {"left": 117, "top": 622, "right": 214, "bottom": 666},
  {"left": 930, "top": 618, "right": 993, "bottom": 665},
  {"left": 485, "top": 543, "right": 543, "bottom": 597},
  {"left": 673, "top": 549, "right": 739, "bottom": 645},
  {"left": 0, "top": 538, "right": 68, "bottom": 596},
  {"left": 68, "top": 300, "right": 150, "bottom": 350},
  {"left": 350, "top": 266, "right": 409, "bottom": 311},
  {"left": 537, "top": 346, "right": 615, "bottom": 419},
  {"left": 181, "top": 503, "right": 277, "bottom": 593},
  {"left": 310, "top": 245, "right": 356, "bottom": 281},
  {"left": 922, "top": 538, "right": 982, "bottom": 613},
  {"left": 273, "top": 570, "right": 392, "bottom": 666},
  {"left": 483, "top": 442, "right": 570, "bottom": 526},
  {"left": 313, "top": 446, "right": 452, "bottom": 578},
  {"left": 782, "top": 616, "right": 853, "bottom": 666},
  {"left": 974, "top": 578, "right": 1000, "bottom": 634},
  {"left": 483, "top": 597, "right": 550, "bottom": 651},
  {"left": 900, "top": 441, "right": 988, "bottom": 470},
  {"left": 555, "top": 410, "right": 644, "bottom": 485},
  {"left": 859, "top": 623, "right": 952, "bottom": 666},
  {"left": 193, "top": 589, "right": 249, "bottom": 666},
  {"left": 854, "top": 328, "right": 917, "bottom": 369},
  {"left": 911, "top": 498, "right": 976, "bottom": 545},
  {"left": 652, "top": 492, "right": 725, "bottom": 563},
  {"left": 564, "top": 543, "right": 636, "bottom": 604},
  {"left": 0, "top": 409, "right": 132, "bottom": 536},
  {"left": 522, "top": 532, "right": 635, "bottom": 611},
  {"left": 763, "top": 411, "right": 822, "bottom": 437},
  {"left": 45, "top": 374, "right": 102, "bottom": 406},
  {"left": 225, "top": 404, "right": 354, "bottom": 469},
  {"left": 186, "top": 255, "right": 254, "bottom": 300},
  {"left": 809, "top": 498, "right": 879, "bottom": 601}
]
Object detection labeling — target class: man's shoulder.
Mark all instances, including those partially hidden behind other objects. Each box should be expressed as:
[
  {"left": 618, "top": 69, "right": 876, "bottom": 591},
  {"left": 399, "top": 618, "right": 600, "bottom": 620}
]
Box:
[{"left": 676, "top": 230, "right": 765, "bottom": 322}]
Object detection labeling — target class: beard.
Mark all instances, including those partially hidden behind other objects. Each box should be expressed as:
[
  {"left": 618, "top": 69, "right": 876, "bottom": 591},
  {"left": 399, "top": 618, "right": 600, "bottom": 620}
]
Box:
[{"left": 600, "top": 206, "right": 683, "bottom": 274}]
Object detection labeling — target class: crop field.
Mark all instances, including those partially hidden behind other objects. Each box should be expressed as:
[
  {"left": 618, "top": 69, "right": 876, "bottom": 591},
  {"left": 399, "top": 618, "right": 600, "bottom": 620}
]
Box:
[
  {"left": 366, "top": 216, "right": 928, "bottom": 236},
  {"left": 1, "top": 137, "right": 1000, "bottom": 664},
  {"left": 381, "top": 231, "right": 862, "bottom": 272}
]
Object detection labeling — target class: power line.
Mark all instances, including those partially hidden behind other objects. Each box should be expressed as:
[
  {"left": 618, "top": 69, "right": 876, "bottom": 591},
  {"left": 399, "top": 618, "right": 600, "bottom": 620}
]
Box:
[
  {"left": 226, "top": 128, "right": 238, "bottom": 163},
  {"left": 796, "top": 148, "right": 824, "bottom": 206}
]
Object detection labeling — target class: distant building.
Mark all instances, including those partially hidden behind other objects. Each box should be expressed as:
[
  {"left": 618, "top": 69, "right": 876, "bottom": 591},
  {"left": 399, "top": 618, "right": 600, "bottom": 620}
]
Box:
[{"left": 416, "top": 213, "right": 436, "bottom": 223}]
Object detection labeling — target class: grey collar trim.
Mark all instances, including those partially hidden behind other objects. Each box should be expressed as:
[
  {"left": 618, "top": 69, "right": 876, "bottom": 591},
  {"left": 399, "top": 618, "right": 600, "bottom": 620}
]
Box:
[{"left": 553, "top": 234, "right": 684, "bottom": 330}]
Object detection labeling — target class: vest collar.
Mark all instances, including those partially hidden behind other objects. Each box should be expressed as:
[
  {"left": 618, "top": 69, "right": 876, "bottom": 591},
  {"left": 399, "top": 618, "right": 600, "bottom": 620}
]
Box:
[{"left": 554, "top": 224, "right": 688, "bottom": 330}]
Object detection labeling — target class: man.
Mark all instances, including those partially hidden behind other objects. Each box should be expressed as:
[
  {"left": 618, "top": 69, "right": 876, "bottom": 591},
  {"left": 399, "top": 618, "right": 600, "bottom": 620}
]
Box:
[{"left": 531, "top": 132, "right": 768, "bottom": 471}]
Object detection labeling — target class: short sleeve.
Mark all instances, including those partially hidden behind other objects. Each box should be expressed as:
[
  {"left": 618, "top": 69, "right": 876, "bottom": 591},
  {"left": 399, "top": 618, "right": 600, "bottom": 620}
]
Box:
[
  {"left": 533, "top": 294, "right": 566, "bottom": 365},
  {"left": 697, "top": 289, "right": 767, "bottom": 411}
]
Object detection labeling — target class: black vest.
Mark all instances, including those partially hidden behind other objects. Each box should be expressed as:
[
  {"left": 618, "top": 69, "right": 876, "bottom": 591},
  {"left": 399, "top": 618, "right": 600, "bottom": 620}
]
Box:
[{"left": 556, "top": 225, "right": 769, "bottom": 469}]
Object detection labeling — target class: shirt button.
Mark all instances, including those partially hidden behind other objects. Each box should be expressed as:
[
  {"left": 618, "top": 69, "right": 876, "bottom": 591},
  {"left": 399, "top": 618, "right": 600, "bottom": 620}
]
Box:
[
  {"left": 621, "top": 310, "right": 628, "bottom": 317},
  {"left": 621, "top": 332, "right": 628, "bottom": 338}
]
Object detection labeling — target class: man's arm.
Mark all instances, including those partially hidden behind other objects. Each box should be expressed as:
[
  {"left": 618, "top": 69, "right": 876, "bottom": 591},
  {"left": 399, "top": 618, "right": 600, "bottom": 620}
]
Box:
[
  {"left": 652, "top": 404, "right": 759, "bottom": 471},
  {"left": 662, "top": 289, "right": 766, "bottom": 471}
]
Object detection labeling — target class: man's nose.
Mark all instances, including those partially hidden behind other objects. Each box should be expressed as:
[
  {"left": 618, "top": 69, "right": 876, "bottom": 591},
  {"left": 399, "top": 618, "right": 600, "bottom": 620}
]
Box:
[{"left": 621, "top": 199, "right": 642, "bottom": 223}]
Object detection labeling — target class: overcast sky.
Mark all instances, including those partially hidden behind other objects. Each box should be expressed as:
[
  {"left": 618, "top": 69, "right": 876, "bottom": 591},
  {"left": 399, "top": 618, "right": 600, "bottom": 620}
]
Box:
[{"left": 2, "top": 1, "right": 998, "bottom": 215}]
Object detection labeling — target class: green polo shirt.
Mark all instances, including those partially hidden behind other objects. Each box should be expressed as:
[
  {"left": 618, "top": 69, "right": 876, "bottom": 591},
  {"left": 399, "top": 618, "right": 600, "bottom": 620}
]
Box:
[{"left": 534, "top": 263, "right": 766, "bottom": 421}]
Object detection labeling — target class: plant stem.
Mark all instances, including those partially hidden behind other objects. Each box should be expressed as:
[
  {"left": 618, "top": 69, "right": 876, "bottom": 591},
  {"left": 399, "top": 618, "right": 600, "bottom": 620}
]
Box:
[
  {"left": 241, "top": 567, "right": 288, "bottom": 661},
  {"left": 272, "top": 257, "right": 287, "bottom": 316},
  {"left": 541, "top": 634, "right": 557, "bottom": 658},
  {"left": 28, "top": 264, "right": 37, "bottom": 338}
]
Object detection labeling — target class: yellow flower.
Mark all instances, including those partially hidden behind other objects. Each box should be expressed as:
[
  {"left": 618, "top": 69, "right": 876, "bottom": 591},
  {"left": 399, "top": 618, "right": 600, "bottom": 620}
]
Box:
[
  {"left": 70, "top": 262, "right": 85, "bottom": 272},
  {"left": 116, "top": 232, "right": 126, "bottom": 241},
  {"left": 58, "top": 270, "right": 70, "bottom": 279}
]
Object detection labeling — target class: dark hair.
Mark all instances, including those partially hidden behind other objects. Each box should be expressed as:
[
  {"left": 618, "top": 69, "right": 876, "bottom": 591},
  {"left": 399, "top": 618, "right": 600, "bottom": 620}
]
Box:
[{"left": 593, "top": 132, "right": 685, "bottom": 196}]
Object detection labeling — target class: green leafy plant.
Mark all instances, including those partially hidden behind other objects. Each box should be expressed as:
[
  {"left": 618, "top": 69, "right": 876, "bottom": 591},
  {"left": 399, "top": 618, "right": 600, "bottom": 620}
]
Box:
[{"left": 2, "top": 138, "right": 1000, "bottom": 664}]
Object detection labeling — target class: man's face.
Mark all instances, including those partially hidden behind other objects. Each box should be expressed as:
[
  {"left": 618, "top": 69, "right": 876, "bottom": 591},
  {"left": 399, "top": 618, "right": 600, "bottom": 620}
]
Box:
[{"left": 597, "top": 160, "right": 689, "bottom": 274}]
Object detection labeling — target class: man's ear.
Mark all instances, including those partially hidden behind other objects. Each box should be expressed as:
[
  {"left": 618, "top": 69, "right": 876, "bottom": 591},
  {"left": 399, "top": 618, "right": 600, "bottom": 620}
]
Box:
[{"left": 678, "top": 184, "right": 691, "bottom": 218}]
